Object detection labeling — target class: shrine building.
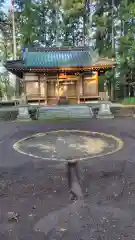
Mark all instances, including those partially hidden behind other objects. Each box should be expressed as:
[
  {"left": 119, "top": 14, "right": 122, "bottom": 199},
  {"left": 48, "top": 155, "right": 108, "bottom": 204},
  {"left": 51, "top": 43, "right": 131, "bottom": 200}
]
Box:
[{"left": 5, "top": 47, "right": 115, "bottom": 105}]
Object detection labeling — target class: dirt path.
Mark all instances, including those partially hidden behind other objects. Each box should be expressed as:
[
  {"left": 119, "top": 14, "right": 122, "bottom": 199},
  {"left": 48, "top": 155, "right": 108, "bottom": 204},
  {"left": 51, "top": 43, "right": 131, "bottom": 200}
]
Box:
[{"left": 0, "top": 119, "right": 135, "bottom": 239}]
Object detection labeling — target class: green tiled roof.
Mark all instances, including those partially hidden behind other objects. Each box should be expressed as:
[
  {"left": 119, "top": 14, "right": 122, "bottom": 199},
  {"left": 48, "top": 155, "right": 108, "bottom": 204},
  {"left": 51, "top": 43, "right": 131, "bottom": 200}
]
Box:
[{"left": 24, "top": 48, "right": 97, "bottom": 68}]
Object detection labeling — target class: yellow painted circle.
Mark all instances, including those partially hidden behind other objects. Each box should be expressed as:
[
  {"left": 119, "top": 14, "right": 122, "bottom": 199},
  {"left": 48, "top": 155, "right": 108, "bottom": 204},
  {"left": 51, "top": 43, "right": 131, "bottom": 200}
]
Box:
[{"left": 13, "top": 130, "right": 124, "bottom": 162}]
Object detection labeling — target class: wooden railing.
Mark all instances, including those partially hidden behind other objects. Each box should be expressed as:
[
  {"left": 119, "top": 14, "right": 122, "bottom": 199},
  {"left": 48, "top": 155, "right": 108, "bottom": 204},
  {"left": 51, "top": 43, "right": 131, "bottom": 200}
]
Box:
[{"left": 26, "top": 94, "right": 45, "bottom": 99}]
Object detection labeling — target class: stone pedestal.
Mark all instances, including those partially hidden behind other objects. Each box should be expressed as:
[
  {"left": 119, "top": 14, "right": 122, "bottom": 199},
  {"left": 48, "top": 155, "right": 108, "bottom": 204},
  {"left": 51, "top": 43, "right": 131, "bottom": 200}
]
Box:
[
  {"left": 17, "top": 104, "right": 31, "bottom": 121},
  {"left": 97, "top": 102, "right": 114, "bottom": 119}
]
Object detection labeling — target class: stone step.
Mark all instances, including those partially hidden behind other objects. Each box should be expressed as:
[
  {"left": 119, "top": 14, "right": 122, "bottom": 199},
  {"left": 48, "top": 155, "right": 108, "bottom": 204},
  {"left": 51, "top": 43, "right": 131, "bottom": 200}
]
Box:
[
  {"left": 39, "top": 111, "right": 69, "bottom": 119},
  {"left": 38, "top": 106, "right": 93, "bottom": 119}
]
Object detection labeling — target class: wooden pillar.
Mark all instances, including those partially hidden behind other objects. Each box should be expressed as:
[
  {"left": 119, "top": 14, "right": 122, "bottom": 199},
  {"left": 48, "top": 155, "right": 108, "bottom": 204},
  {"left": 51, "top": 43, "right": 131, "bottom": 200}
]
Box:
[
  {"left": 23, "top": 77, "right": 27, "bottom": 102},
  {"left": 76, "top": 79, "right": 80, "bottom": 104},
  {"left": 80, "top": 75, "right": 83, "bottom": 96},
  {"left": 44, "top": 74, "right": 47, "bottom": 104},
  {"left": 95, "top": 71, "right": 98, "bottom": 96},
  {"left": 57, "top": 75, "right": 60, "bottom": 101},
  {"left": 38, "top": 74, "right": 40, "bottom": 104},
  {"left": 65, "top": 80, "right": 68, "bottom": 100}
]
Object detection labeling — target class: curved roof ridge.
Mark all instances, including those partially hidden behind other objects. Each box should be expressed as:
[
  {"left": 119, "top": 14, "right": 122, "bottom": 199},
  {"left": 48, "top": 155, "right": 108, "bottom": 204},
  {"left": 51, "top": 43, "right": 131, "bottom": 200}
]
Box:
[{"left": 25, "top": 46, "right": 93, "bottom": 52}]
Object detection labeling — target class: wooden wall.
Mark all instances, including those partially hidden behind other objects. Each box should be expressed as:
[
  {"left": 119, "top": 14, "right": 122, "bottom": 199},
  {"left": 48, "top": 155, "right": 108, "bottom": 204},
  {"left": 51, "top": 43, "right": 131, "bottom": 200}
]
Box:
[
  {"left": 23, "top": 72, "right": 99, "bottom": 104},
  {"left": 40, "top": 74, "right": 46, "bottom": 97},
  {"left": 83, "top": 72, "right": 98, "bottom": 96},
  {"left": 24, "top": 73, "right": 39, "bottom": 99}
]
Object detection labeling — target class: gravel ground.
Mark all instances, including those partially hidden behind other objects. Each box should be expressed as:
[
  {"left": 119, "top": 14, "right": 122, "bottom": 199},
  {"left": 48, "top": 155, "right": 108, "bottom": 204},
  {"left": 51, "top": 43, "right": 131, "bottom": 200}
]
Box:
[{"left": 0, "top": 119, "right": 135, "bottom": 239}]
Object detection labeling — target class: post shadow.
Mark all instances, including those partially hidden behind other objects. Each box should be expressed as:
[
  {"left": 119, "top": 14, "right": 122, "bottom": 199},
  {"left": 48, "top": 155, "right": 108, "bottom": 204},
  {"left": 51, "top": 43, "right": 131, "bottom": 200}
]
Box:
[{"left": 67, "top": 160, "right": 83, "bottom": 200}]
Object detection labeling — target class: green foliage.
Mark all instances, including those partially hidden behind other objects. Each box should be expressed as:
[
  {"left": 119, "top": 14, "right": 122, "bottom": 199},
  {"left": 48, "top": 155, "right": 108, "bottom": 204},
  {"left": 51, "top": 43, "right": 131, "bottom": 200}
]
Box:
[
  {"left": 117, "top": 2, "right": 135, "bottom": 86},
  {"left": 98, "top": 75, "right": 104, "bottom": 92},
  {"left": 92, "top": 0, "right": 135, "bottom": 98},
  {"left": 29, "top": 106, "right": 39, "bottom": 120},
  {"left": 61, "top": 0, "right": 84, "bottom": 16},
  {"left": 121, "top": 97, "right": 135, "bottom": 105}
]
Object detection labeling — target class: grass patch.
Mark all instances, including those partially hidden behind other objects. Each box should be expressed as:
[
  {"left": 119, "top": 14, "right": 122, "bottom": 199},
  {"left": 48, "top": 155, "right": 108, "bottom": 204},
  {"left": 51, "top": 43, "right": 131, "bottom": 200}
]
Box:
[
  {"left": 0, "top": 108, "right": 18, "bottom": 121},
  {"left": 121, "top": 97, "right": 135, "bottom": 105}
]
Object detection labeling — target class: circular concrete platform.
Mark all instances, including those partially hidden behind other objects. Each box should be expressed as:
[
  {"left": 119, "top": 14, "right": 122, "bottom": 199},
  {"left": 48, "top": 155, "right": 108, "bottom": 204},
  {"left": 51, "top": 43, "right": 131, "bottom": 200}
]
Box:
[{"left": 13, "top": 130, "right": 123, "bottom": 161}]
